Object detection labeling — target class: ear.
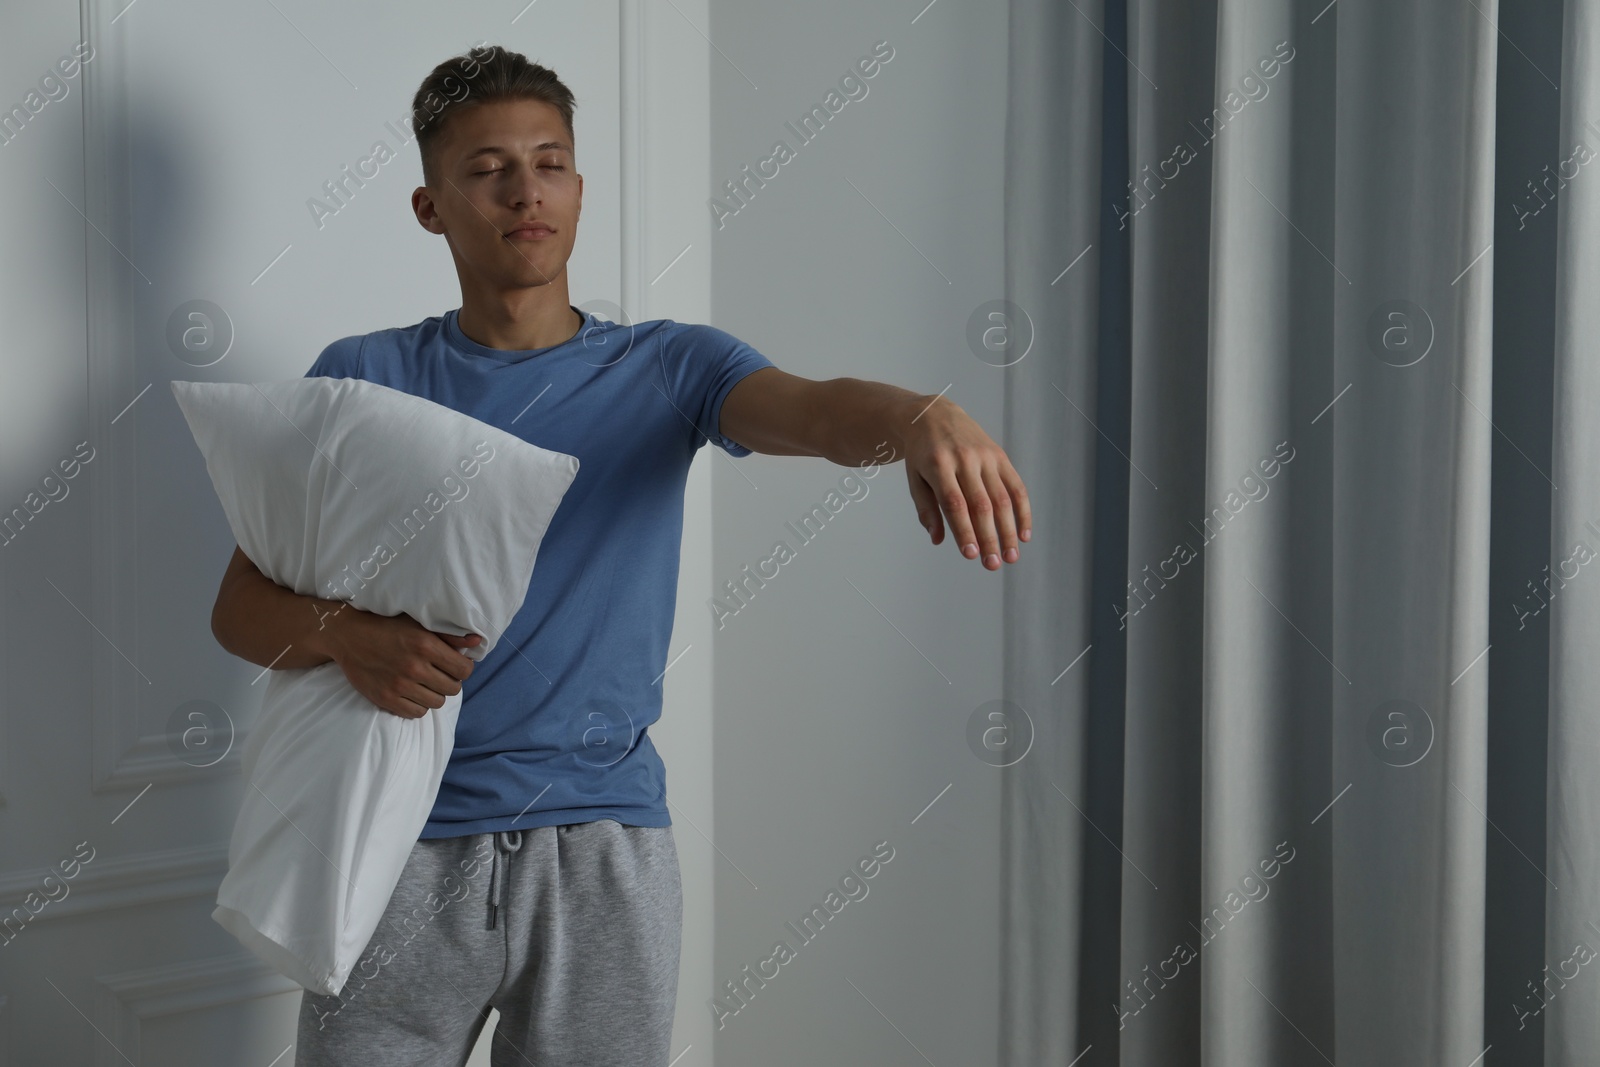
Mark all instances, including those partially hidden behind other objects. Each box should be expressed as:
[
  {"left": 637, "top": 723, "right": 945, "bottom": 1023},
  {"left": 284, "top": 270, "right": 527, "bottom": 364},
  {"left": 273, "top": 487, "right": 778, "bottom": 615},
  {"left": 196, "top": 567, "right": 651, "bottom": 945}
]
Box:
[{"left": 412, "top": 186, "right": 446, "bottom": 235}]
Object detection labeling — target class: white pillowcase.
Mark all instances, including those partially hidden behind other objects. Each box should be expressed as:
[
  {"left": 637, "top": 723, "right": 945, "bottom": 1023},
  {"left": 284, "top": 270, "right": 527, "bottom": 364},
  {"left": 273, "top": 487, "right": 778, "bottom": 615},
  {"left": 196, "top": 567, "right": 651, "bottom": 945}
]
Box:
[{"left": 171, "top": 376, "right": 579, "bottom": 996}]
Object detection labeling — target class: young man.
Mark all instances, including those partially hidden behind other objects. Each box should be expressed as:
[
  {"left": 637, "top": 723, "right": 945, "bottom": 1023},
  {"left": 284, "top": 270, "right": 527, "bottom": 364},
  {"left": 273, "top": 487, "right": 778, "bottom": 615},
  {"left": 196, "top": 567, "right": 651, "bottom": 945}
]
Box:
[{"left": 209, "top": 44, "right": 1030, "bottom": 1066}]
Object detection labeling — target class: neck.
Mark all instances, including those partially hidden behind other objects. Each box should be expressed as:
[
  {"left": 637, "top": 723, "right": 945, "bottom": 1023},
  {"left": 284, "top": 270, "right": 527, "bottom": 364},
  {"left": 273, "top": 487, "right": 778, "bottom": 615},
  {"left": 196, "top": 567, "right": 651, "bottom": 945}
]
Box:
[{"left": 456, "top": 295, "right": 583, "bottom": 351}]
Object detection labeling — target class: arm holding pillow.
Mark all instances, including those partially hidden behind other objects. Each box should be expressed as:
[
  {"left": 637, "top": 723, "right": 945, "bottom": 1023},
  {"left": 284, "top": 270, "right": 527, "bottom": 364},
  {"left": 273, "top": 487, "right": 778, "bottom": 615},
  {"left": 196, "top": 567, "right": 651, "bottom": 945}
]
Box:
[
  {"left": 211, "top": 544, "right": 482, "bottom": 720},
  {"left": 174, "top": 373, "right": 579, "bottom": 995}
]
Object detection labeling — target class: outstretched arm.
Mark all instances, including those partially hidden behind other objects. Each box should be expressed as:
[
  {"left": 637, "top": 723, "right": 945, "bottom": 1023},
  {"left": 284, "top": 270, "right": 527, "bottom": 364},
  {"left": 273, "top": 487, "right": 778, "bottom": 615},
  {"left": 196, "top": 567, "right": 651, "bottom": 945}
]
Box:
[{"left": 718, "top": 367, "right": 1032, "bottom": 571}]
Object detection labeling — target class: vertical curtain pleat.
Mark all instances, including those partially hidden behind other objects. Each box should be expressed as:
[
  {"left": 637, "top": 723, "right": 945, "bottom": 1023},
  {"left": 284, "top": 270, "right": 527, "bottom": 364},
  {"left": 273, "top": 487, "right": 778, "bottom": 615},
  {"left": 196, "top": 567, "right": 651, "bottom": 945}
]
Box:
[
  {"left": 1198, "top": 0, "right": 1343, "bottom": 1065},
  {"left": 1331, "top": 2, "right": 1496, "bottom": 1063},
  {"left": 999, "top": 0, "right": 1106, "bottom": 1063},
  {"left": 1484, "top": 1, "right": 1564, "bottom": 1064},
  {"left": 1546, "top": 0, "right": 1600, "bottom": 1061},
  {"left": 1119, "top": 0, "right": 1217, "bottom": 1064}
]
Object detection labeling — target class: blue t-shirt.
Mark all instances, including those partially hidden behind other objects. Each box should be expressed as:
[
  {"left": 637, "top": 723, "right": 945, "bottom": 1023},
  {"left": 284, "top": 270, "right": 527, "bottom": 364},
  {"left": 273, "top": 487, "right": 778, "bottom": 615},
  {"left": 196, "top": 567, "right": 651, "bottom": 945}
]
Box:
[{"left": 302, "top": 305, "right": 774, "bottom": 837}]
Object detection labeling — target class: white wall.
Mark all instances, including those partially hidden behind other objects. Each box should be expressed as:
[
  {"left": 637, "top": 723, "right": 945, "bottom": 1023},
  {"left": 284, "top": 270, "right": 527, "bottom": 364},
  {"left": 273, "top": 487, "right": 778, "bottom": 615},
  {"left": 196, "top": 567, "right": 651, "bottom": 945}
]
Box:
[
  {"left": 0, "top": 2, "right": 1007, "bottom": 1064},
  {"left": 0, "top": 2, "right": 729, "bottom": 1064},
  {"left": 705, "top": 5, "right": 1008, "bottom": 1065}
]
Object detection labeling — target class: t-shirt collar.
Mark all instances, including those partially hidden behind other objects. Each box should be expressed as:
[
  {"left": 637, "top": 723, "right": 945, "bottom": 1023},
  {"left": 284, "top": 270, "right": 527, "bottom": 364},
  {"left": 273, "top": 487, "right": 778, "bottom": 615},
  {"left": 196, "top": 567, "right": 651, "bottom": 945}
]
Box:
[{"left": 444, "top": 305, "right": 595, "bottom": 363}]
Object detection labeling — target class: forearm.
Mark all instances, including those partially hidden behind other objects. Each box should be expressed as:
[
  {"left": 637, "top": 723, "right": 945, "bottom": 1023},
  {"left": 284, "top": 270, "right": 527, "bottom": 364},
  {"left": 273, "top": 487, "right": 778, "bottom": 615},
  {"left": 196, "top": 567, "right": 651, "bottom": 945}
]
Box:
[
  {"left": 812, "top": 377, "right": 936, "bottom": 467},
  {"left": 211, "top": 567, "right": 349, "bottom": 671}
]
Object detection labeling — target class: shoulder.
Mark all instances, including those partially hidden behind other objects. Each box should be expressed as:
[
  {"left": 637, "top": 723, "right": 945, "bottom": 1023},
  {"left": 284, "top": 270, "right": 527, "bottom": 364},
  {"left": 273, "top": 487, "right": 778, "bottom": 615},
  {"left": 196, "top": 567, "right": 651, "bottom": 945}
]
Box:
[
  {"left": 304, "top": 333, "right": 365, "bottom": 379},
  {"left": 304, "top": 314, "right": 444, "bottom": 379},
  {"left": 317, "top": 333, "right": 366, "bottom": 364},
  {"left": 658, "top": 320, "right": 745, "bottom": 352},
  {"left": 654, "top": 321, "right": 774, "bottom": 373}
]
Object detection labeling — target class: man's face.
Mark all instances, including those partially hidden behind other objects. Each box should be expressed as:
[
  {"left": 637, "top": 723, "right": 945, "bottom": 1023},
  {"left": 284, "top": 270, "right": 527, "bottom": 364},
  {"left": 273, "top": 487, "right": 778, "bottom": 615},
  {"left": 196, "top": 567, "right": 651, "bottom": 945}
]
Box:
[{"left": 417, "top": 98, "right": 582, "bottom": 291}]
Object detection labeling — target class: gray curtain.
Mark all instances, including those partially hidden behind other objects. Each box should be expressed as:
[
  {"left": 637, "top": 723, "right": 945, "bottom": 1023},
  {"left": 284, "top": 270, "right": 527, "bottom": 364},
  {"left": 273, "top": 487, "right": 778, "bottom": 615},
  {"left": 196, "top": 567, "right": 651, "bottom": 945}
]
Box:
[{"left": 1001, "top": 0, "right": 1600, "bottom": 1064}]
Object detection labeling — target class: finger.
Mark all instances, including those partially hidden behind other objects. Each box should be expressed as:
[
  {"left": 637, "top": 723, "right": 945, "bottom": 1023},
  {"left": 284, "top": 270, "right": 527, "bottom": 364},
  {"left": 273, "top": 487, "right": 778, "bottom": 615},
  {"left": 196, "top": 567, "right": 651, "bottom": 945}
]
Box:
[
  {"left": 401, "top": 676, "right": 450, "bottom": 710},
  {"left": 981, "top": 462, "right": 1020, "bottom": 564},
  {"left": 433, "top": 635, "right": 481, "bottom": 683},
  {"left": 427, "top": 657, "right": 470, "bottom": 688},
  {"left": 377, "top": 704, "right": 417, "bottom": 719},
  {"left": 383, "top": 689, "right": 430, "bottom": 718},
  {"left": 1002, "top": 461, "right": 1033, "bottom": 543},
  {"left": 413, "top": 650, "right": 469, "bottom": 695},
  {"left": 906, "top": 464, "right": 944, "bottom": 544},
  {"left": 953, "top": 460, "right": 1001, "bottom": 569},
  {"left": 932, "top": 460, "right": 979, "bottom": 562}
]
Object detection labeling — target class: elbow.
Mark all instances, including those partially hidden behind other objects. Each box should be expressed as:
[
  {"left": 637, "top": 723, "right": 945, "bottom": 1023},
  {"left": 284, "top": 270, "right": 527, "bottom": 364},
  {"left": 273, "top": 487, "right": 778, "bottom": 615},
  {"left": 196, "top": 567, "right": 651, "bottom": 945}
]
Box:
[{"left": 209, "top": 591, "right": 235, "bottom": 656}]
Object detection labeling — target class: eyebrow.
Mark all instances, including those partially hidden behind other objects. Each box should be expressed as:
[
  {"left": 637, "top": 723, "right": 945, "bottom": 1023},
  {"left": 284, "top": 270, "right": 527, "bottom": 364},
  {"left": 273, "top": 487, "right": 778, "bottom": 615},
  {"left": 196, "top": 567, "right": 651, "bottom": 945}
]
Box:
[{"left": 462, "top": 142, "right": 573, "bottom": 160}]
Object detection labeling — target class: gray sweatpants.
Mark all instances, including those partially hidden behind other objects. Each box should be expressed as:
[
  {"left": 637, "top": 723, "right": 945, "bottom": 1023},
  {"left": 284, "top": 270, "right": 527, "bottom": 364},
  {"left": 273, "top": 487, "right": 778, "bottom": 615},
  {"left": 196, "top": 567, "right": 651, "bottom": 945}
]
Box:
[{"left": 295, "top": 819, "right": 682, "bottom": 1067}]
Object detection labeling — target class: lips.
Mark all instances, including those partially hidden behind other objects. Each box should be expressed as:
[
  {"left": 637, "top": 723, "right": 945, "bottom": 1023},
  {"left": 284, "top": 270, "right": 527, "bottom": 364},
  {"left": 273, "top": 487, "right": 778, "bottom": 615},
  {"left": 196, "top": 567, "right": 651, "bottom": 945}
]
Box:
[{"left": 505, "top": 223, "right": 555, "bottom": 239}]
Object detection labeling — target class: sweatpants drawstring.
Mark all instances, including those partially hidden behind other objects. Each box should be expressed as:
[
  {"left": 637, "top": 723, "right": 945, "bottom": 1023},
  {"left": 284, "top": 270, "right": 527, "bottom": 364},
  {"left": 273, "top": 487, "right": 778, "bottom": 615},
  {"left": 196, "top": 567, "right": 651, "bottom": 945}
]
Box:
[{"left": 487, "top": 830, "right": 523, "bottom": 929}]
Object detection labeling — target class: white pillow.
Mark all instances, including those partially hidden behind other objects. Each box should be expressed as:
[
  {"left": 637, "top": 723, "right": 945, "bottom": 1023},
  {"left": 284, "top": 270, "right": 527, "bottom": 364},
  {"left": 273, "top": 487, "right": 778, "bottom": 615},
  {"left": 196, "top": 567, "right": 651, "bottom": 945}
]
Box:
[{"left": 171, "top": 376, "right": 579, "bottom": 996}]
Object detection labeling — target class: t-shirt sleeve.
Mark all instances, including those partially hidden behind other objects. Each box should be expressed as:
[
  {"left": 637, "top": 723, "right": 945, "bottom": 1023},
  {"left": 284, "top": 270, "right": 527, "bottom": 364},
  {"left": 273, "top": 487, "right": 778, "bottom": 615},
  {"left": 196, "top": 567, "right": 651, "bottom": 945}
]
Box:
[
  {"left": 658, "top": 323, "right": 776, "bottom": 456},
  {"left": 303, "top": 334, "right": 365, "bottom": 380}
]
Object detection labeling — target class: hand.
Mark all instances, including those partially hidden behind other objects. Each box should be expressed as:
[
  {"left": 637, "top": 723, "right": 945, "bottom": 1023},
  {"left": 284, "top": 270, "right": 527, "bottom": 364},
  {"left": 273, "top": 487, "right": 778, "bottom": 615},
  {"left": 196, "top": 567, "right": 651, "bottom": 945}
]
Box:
[
  {"left": 902, "top": 399, "right": 1031, "bottom": 571},
  {"left": 324, "top": 606, "right": 483, "bottom": 718}
]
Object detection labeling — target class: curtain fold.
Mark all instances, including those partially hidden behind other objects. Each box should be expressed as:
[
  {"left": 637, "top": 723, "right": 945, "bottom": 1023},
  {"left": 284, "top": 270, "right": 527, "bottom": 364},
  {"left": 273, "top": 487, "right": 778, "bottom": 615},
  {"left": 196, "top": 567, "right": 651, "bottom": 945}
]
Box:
[
  {"left": 1000, "top": 0, "right": 1106, "bottom": 1062},
  {"left": 1548, "top": 0, "right": 1600, "bottom": 1059},
  {"left": 1004, "top": 0, "right": 1596, "bottom": 1063}
]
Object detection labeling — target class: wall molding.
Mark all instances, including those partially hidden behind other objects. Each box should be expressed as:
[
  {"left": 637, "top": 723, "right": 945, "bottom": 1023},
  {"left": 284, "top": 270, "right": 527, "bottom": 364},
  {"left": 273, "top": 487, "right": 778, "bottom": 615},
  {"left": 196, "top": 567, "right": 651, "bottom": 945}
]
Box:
[
  {"left": 0, "top": 842, "right": 227, "bottom": 924},
  {"left": 94, "top": 953, "right": 300, "bottom": 1067},
  {"left": 81, "top": 0, "right": 249, "bottom": 796}
]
